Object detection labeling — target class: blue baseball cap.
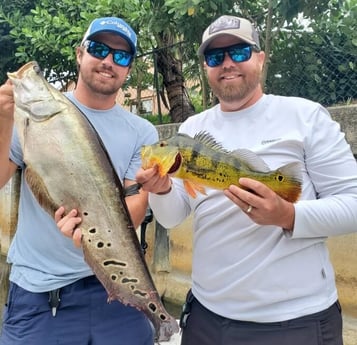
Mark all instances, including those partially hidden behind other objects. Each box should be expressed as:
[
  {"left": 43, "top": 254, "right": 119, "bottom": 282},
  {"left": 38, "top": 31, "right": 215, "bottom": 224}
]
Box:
[{"left": 81, "top": 17, "right": 137, "bottom": 55}]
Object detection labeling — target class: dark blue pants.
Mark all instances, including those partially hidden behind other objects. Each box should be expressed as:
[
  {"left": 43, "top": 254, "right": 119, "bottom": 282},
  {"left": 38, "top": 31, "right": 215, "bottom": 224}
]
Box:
[
  {"left": 181, "top": 292, "right": 343, "bottom": 345},
  {"left": 0, "top": 276, "right": 154, "bottom": 345}
]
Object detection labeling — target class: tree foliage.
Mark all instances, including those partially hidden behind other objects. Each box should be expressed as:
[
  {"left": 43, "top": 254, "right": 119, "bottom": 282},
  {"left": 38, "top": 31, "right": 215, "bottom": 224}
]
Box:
[
  {"left": 0, "top": 0, "right": 37, "bottom": 83},
  {"left": 0, "top": 0, "right": 138, "bottom": 85},
  {"left": 0, "top": 0, "right": 355, "bottom": 112},
  {"left": 266, "top": 0, "right": 357, "bottom": 105}
]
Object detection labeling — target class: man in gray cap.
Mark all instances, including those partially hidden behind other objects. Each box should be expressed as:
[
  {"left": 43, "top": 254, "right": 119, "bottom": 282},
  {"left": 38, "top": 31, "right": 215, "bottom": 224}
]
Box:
[
  {"left": 0, "top": 16, "right": 158, "bottom": 345},
  {"left": 136, "top": 14, "right": 357, "bottom": 345}
]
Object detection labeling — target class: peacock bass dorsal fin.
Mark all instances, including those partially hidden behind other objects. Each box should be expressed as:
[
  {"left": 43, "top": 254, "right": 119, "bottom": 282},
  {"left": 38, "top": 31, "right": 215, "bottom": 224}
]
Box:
[
  {"left": 192, "top": 131, "right": 270, "bottom": 173},
  {"left": 231, "top": 148, "right": 270, "bottom": 173},
  {"left": 192, "top": 131, "right": 230, "bottom": 153}
]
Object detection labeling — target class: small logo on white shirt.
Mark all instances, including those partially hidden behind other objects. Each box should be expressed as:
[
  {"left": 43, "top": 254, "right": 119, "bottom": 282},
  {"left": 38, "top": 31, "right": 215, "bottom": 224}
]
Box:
[{"left": 261, "top": 138, "right": 281, "bottom": 145}]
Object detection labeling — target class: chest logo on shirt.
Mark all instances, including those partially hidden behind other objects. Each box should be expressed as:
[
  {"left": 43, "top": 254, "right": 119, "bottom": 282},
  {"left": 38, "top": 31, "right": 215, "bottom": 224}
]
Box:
[{"left": 261, "top": 138, "right": 281, "bottom": 145}]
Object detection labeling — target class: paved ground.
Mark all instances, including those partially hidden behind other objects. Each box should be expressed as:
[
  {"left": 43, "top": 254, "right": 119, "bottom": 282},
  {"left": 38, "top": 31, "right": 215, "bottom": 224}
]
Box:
[
  {"left": 155, "top": 330, "right": 181, "bottom": 345},
  {"left": 156, "top": 315, "right": 357, "bottom": 345},
  {"left": 343, "top": 314, "right": 357, "bottom": 345}
]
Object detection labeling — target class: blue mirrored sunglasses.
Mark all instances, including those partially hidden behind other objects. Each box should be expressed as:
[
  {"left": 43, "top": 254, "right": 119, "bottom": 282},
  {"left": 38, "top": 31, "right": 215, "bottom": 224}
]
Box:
[
  {"left": 84, "top": 40, "right": 133, "bottom": 67},
  {"left": 204, "top": 43, "right": 255, "bottom": 67}
]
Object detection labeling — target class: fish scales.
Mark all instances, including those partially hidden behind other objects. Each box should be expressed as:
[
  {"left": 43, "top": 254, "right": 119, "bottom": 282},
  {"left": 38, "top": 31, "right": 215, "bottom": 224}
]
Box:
[
  {"left": 141, "top": 132, "right": 302, "bottom": 202},
  {"left": 8, "top": 61, "right": 178, "bottom": 342}
]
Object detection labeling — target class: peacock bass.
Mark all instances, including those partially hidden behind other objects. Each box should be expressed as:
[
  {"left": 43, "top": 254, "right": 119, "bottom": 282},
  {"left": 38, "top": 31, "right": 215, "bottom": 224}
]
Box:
[{"left": 141, "top": 131, "right": 302, "bottom": 203}]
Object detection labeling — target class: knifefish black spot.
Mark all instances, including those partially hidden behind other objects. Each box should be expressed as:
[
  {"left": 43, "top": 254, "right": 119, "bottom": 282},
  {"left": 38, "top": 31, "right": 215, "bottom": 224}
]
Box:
[
  {"left": 121, "top": 277, "right": 138, "bottom": 284},
  {"left": 110, "top": 275, "right": 118, "bottom": 281},
  {"left": 148, "top": 303, "right": 157, "bottom": 312},
  {"left": 160, "top": 314, "right": 167, "bottom": 321},
  {"left": 277, "top": 175, "right": 284, "bottom": 182},
  {"left": 133, "top": 290, "right": 148, "bottom": 297},
  {"left": 83, "top": 212, "right": 88, "bottom": 216},
  {"left": 103, "top": 260, "right": 127, "bottom": 267},
  {"left": 97, "top": 242, "right": 104, "bottom": 248},
  {"left": 89, "top": 228, "right": 96, "bottom": 234}
]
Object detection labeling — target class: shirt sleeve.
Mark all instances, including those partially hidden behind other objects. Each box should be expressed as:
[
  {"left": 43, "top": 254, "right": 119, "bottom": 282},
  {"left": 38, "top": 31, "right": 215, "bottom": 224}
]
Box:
[
  {"left": 125, "top": 121, "right": 159, "bottom": 181},
  {"left": 149, "top": 179, "right": 192, "bottom": 229},
  {"left": 292, "top": 105, "right": 357, "bottom": 238},
  {"left": 9, "top": 127, "right": 24, "bottom": 168}
]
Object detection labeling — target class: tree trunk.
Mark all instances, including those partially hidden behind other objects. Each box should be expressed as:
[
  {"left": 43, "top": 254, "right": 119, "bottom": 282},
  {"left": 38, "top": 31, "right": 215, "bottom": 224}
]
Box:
[
  {"left": 154, "top": 37, "right": 195, "bottom": 123},
  {"left": 262, "top": 0, "right": 274, "bottom": 88}
]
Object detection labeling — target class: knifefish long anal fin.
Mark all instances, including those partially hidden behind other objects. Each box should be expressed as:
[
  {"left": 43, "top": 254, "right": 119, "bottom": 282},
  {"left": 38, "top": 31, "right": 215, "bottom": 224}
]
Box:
[
  {"left": 24, "top": 167, "right": 60, "bottom": 216},
  {"left": 30, "top": 99, "right": 68, "bottom": 122}
]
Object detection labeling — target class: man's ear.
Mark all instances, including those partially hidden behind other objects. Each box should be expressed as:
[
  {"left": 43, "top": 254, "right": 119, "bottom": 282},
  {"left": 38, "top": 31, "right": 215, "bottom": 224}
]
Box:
[{"left": 76, "top": 47, "right": 84, "bottom": 65}]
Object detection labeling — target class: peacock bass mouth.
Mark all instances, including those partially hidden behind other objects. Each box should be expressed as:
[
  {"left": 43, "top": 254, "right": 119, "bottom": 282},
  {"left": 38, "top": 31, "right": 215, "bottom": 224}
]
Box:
[
  {"left": 141, "top": 131, "right": 302, "bottom": 201},
  {"left": 167, "top": 152, "right": 182, "bottom": 174}
]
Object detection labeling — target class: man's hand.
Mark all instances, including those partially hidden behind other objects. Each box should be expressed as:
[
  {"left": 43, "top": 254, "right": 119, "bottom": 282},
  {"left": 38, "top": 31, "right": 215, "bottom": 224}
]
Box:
[
  {"left": 0, "top": 80, "right": 15, "bottom": 121},
  {"left": 136, "top": 166, "right": 172, "bottom": 195},
  {"left": 55, "top": 206, "right": 83, "bottom": 247},
  {"left": 224, "top": 177, "right": 295, "bottom": 231}
]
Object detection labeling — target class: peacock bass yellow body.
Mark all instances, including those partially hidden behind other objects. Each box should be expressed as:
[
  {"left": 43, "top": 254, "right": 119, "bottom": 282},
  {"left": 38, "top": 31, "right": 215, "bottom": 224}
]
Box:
[{"left": 141, "top": 132, "right": 302, "bottom": 203}]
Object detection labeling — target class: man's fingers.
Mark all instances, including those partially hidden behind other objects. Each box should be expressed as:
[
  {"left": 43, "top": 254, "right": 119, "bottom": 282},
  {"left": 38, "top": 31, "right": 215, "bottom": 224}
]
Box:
[
  {"left": 56, "top": 208, "right": 79, "bottom": 227},
  {"left": 72, "top": 228, "right": 83, "bottom": 248},
  {"left": 54, "top": 206, "right": 66, "bottom": 223}
]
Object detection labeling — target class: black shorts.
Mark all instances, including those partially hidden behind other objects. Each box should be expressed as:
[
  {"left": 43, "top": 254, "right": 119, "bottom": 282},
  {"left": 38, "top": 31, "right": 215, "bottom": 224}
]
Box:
[{"left": 180, "top": 291, "right": 343, "bottom": 345}]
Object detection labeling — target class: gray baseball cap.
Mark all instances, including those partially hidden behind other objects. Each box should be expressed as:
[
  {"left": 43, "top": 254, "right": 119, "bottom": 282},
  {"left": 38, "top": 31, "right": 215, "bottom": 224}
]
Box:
[{"left": 198, "top": 15, "right": 261, "bottom": 55}]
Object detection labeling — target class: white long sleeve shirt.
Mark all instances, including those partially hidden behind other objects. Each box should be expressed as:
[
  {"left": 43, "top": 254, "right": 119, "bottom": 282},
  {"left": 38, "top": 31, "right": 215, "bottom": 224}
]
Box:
[{"left": 149, "top": 94, "right": 357, "bottom": 322}]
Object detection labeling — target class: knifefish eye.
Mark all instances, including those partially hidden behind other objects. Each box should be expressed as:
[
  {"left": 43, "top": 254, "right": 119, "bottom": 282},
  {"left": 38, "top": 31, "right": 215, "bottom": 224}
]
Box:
[{"left": 33, "top": 63, "right": 42, "bottom": 75}]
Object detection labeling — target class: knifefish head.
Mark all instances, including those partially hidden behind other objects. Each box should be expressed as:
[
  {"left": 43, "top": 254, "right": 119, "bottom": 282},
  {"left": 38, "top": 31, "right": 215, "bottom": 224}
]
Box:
[{"left": 7, "top": 61, "right": 68, "bottom": 122}]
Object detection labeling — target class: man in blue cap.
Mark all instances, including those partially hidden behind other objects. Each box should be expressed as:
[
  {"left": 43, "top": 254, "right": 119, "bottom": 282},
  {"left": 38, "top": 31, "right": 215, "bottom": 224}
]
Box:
[{"left": 0, "top": 17, "right": 158, "bottom": 345}]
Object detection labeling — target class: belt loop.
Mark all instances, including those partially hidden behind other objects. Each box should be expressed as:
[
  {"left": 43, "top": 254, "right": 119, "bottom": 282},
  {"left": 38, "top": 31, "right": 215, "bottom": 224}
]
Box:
[{"left": 48, "top": 289, "right": 61, "bottom": 317}]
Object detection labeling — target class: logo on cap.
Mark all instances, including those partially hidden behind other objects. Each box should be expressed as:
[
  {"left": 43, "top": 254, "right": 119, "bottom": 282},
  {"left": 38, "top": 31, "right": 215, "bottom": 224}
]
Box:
[
  {"left": 99, "top": 19, "right": 134, "bottom": 41},
  {"left": 209, "top": 16, "right": 241, "bottom": 34}
]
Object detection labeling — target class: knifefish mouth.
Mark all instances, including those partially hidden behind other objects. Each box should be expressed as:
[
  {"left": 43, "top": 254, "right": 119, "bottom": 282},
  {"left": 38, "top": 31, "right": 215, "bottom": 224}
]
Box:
[{"left": 8, "top": 61, "right": 41, "bottom": 79}]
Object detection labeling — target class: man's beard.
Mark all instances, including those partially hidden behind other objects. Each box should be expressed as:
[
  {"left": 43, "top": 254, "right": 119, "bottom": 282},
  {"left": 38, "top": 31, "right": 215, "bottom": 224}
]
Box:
[
  {"left": 210, "top": 68, "right": 262, "bottom": 103},
  {"left": 79, "top": 67, "right": 120, "bottom": 96}
]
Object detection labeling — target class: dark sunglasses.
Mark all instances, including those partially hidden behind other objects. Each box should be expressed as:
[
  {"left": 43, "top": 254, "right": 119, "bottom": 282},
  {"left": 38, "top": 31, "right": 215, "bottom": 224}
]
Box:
[
  {"left": 204, "top": 43, "right": 255, "bottom": 67},
  {"left": 84, "top": 40, "right": 133, "bottom": 67}
]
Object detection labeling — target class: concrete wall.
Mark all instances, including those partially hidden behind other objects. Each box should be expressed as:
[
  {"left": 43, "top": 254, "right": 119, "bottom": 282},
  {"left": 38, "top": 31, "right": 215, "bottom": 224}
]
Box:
[{"left": 145, "top": 105, "right": 357, "bottom": 318}]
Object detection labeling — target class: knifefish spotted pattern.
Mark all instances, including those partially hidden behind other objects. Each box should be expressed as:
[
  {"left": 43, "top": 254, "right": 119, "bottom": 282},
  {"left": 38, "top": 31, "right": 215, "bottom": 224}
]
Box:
[
  {"left": 141, "top": 132, "right": 302, "bottom": 202},
  {"left": 8, "top": 61, "right": 179, "bottom": 341}
]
